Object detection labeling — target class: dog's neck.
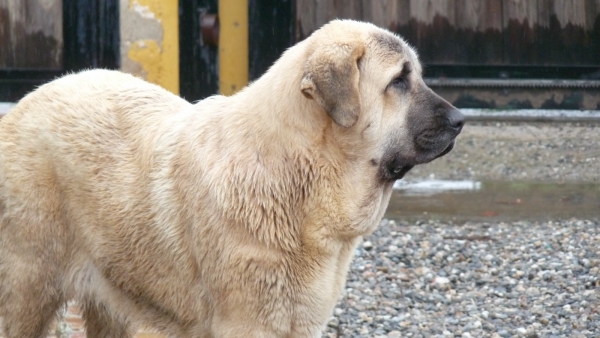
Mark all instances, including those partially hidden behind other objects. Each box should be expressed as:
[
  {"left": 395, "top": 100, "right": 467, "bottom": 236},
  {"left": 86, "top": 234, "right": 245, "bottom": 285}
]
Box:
[{"left": 183, "top": 46, "right": 385, "bottom": 253}]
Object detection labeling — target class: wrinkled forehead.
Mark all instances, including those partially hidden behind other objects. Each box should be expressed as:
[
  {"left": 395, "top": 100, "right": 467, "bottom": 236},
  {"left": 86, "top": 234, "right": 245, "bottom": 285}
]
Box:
[{"left": 369, "top": 31, "right": 422, "bottom": 73}]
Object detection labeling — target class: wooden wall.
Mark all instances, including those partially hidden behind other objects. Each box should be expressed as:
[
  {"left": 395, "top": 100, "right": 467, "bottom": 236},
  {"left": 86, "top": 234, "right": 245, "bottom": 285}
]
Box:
[
  {"left": 0, "top": 0, "right": 63, "bottom": 69},
  {"left": 296, "top": 0, "right": 600, "bottom": 67}
]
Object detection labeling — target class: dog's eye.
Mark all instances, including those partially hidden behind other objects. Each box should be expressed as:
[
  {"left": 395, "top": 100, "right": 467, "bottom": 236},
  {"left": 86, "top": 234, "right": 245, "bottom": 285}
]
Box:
[
  {"left": 390, "top": 63, "right": 412, "bottom": 90},
  {"left": 390, "top": 75, "right": 409, "bottom": 90},
  {"left": 391, "top": 76, "right": 407, "bottom": 89}
]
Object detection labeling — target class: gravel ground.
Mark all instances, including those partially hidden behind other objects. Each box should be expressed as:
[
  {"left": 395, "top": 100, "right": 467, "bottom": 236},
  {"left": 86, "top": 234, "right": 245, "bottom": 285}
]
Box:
[
  {"left": 322, "top": 121, "right": 600, "bottom": 337},
  {"left": 323, "top": 218, "right": 600, "bottom": 338}
]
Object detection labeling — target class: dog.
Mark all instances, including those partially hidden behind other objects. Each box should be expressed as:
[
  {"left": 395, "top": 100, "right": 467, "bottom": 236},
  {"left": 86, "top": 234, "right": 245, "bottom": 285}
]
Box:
[{"left": 0, "top": 20, "right": 463, "bottom": 337}]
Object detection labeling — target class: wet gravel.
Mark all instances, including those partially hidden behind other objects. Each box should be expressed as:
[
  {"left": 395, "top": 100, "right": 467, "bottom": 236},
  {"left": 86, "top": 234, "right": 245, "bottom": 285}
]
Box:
[
  {"left": 323, "top": 218, "right": 600, "bottom": 338},
  {"left": 323, "top": 121, "right": 600, "bottom": 337}
]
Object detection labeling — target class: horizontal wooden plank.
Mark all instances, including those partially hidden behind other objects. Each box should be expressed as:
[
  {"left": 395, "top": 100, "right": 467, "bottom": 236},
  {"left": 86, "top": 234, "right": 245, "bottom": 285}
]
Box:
[{"left": 295, "top": 0, "right": 600, "bottom": 67}]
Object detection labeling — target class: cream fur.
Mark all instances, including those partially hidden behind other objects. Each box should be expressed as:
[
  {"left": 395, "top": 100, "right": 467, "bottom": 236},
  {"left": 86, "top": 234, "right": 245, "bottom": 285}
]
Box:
[{"left": 0, "top": 20, "right": 460, "bottom": 338}]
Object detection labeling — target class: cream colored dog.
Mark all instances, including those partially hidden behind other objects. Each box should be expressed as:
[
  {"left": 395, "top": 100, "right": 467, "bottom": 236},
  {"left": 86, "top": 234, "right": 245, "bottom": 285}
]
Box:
[{"left": 0, "top": 20, "right": 463, "bottom": 337}]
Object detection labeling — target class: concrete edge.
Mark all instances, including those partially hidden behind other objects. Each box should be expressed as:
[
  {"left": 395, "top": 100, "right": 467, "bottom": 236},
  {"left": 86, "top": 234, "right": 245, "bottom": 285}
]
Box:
[
  {"left": 462, "top": 109, "right": 600, "bottom": 122},
  {"left": 0, "top": 103, "right": 15, "bottom": 116},
  {"left": 426, "top": 78, "right": 600, "bottom": 89}
]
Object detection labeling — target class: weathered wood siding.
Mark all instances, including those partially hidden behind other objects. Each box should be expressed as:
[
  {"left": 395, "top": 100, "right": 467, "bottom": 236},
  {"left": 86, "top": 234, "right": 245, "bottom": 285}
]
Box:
[
  {"left": 0, "top": 0, "right": 63, "bottom": 69},
  {"left": 296, "top": 0, "right": 600, "bottom": 67}
]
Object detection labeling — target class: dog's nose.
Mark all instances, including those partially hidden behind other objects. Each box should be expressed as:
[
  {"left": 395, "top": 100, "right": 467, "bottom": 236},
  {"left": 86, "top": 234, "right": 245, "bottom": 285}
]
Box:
[{"left": 446, "top": 108, "right": 465, "bottom": 132}]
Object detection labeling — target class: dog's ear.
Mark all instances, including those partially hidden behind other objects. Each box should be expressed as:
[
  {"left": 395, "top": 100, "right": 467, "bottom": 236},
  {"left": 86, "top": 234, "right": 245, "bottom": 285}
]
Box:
[{"left": 301, "top": 43, "right": 364, "bottom": 128}]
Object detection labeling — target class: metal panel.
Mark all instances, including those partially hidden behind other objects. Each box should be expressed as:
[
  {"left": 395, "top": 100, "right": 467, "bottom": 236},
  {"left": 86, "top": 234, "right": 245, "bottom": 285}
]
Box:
[{"left": 63, "top": 0, "right": 120, "bottom": 71}]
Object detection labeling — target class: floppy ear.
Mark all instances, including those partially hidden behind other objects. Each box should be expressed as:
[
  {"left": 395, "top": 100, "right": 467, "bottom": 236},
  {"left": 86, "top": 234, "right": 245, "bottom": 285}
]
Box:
[{"left": 300, "top": 43, "right": 364, "bottom": 128}]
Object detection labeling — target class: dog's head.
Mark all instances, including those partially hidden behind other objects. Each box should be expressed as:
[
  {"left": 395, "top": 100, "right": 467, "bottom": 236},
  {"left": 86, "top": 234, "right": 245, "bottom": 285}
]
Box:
[{"left": 300, "top": 20, "right": 464, "bottom": 181}]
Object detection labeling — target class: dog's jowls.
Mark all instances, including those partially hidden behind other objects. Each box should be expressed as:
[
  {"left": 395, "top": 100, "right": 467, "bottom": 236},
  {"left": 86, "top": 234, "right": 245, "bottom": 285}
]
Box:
[{"left": 0, "top": 20, "right": 463, "bottom": 337}]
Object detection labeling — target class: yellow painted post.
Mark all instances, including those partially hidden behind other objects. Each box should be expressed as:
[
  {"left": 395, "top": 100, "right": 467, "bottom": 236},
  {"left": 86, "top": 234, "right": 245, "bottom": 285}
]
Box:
[
  {"left": 125, "top": 0, "right": 179, "bottom": 95},
  {"left": 160, "top": 0, "right": 180, "bottom": 95},
  {"left": 218, "top": 0, "right": 249, "bottom": 96}
]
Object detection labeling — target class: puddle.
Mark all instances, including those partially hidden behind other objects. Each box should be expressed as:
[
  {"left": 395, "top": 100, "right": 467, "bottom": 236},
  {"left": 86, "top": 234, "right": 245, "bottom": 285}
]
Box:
[
  {"left": 386, "top": 180, "right": 600, "bottom": 222},
  {"left": 394, "top": 180, "right": 482, "bottom": 196}
]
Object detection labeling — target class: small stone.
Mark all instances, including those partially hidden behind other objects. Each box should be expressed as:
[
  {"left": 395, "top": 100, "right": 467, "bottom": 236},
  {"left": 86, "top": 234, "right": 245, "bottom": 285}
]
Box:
[
  {"left": 493, "top": 312, "right": 508, "bottom": 319},
  {"left": 434, "top": 276, "right": 450, "bottom": 284},
  {"left": 397, "top": 273, "right": 411, "bottom": 282},
  {"left": 362, "top": 241, "right": 373, "bottom": 250},
  {"left": 377, "top": 266, "right": 389, "bottom": 273},
  {"left": 497, "top": 329, "right": 510, "bottom": 337}
]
